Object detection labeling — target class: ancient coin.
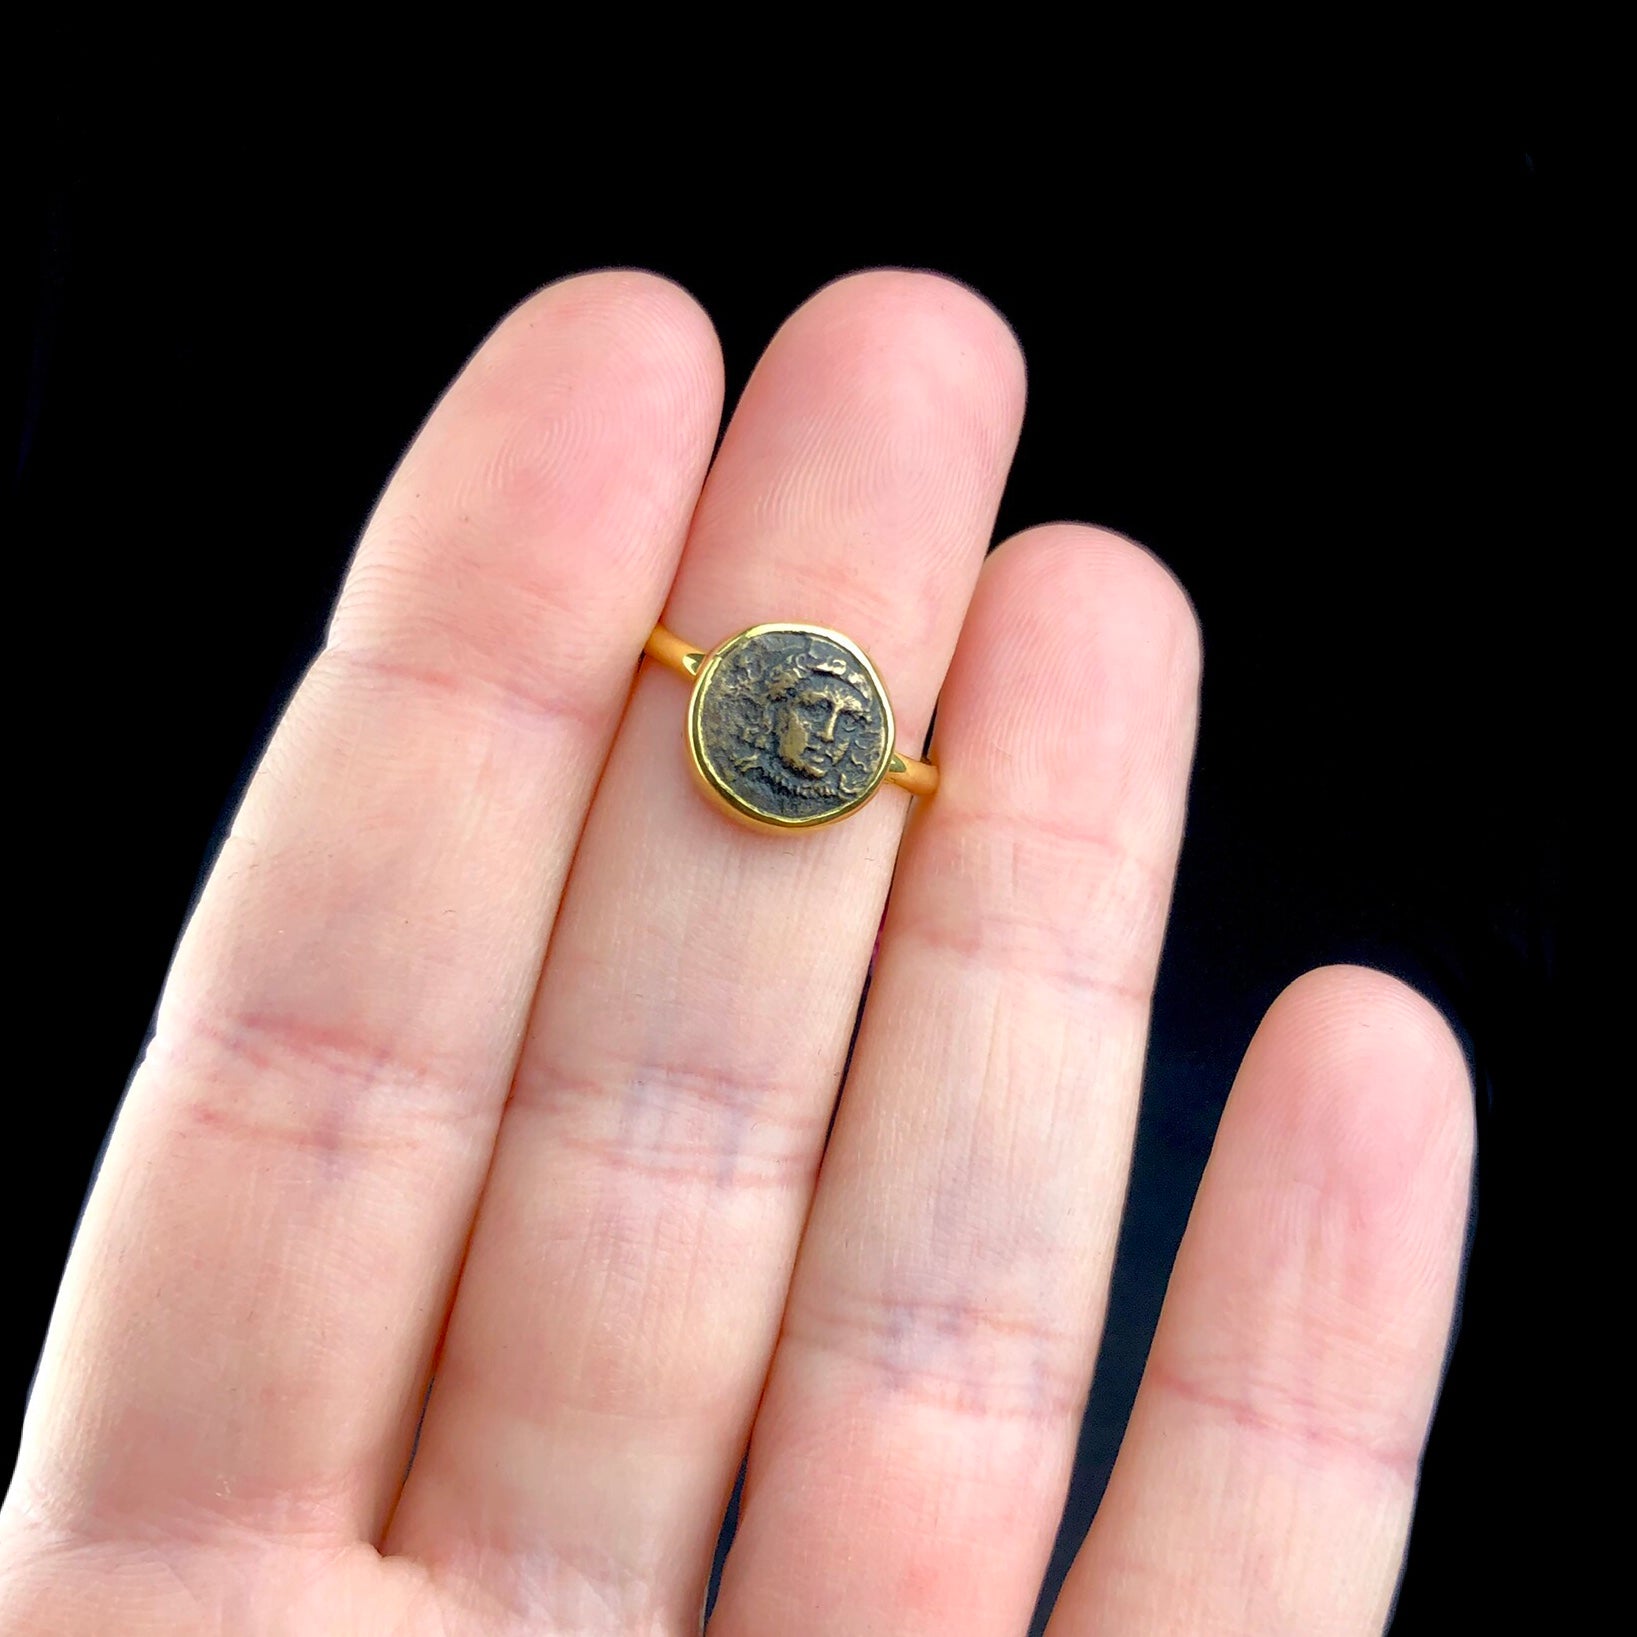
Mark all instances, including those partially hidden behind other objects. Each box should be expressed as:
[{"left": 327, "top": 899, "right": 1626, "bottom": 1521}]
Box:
[{"left": 687, "top": 624, "right": 895, "bottom": 827}]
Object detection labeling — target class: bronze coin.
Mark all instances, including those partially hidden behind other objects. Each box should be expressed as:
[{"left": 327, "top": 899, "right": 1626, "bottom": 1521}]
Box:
[{"left": 687, "top": 624, "right": 896, "bottom": 828}]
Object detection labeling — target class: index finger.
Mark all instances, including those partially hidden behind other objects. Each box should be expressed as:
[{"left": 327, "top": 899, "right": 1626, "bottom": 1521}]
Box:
[{"left": 7, "top": 272, "right": 722, "bottom": 1547}]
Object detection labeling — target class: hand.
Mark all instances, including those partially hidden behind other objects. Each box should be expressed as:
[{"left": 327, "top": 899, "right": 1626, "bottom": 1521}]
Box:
[{"left": 0, "top": 271, "right": 1473, "bottom": 1635}]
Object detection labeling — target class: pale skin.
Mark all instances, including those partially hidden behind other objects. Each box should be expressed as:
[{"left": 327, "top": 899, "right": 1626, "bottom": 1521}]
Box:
[{"left": 0, "top": 271, "right": 1475, "bottom": 1635}]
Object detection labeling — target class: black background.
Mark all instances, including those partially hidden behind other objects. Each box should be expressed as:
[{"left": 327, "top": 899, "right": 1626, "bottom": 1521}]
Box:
[{"left": 12, "top": 78, "right": 1567, "bottom": 1632}]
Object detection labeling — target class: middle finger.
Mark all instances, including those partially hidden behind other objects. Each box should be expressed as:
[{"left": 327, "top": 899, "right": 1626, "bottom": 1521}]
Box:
[{"left": 388, "top": 271, "right": 1026, "bottom": 1629}]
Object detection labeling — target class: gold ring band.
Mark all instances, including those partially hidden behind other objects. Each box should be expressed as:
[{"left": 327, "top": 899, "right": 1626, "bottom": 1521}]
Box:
[{"left": 645, "top": 621, "right": 936, "bottom": 830}]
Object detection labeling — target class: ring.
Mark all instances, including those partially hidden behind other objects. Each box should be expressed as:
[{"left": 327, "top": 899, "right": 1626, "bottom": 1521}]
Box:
[{"left": 644, "top": 622, "right": 937, "bottom": 830}]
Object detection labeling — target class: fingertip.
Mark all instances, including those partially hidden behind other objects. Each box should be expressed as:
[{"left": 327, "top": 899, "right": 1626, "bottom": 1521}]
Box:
[
  {"left": 936, "top": 523, "right": 1200, "bottom": 827},
  {"left": 503, "top": 267, "right": 721, "bottom": 363},
  {"left": 797, "top": 267, "right": 1028, "bottom": 436},
  {"left": 332, "top": 267, "right": 724, "bottom": 682},
  {"left": 1056, "top": 986, "right": 1474, "bottom": 1636},
  {"left": 458, "top": 271, "right": 724, "bottom": 466},
  {"left": 985, "top": 523, "right": 1202, "bottom": 693},
  {"left": 674, "top": 267, "right": 1025, "bottom": 686},
  {"left": 1245, "top": 964, "right": 1476, "bottom": 1240}
]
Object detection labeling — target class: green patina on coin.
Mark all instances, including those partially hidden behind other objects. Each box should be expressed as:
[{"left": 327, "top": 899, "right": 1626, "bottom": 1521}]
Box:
[{"left": 687, "top": 624, "right": 895, "bottom": 827}]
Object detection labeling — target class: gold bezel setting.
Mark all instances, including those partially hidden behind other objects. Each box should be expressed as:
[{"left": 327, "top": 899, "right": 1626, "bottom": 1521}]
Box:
[{"left": 685, "top": 623, "right": 898, "bottom": 831}]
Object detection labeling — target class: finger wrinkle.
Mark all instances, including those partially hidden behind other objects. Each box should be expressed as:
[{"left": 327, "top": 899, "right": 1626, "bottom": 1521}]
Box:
[
  {"left": 331, "top": 529, "right": 654, "bottom": 694},
  {"left": 922, "top": 805, "right": 1179, "bottom": 887},
  {"left": 889, "top": 819, "right": 1172, "bottom": 994},
  {"left": 8, "top": 1428, "right": 369, "bottom": 1558},
  {"left": 543, "top": 1128, "right": 817, "bottom": 1193},
  {"left": 418, "top": 1524, "right": 668, "bottom": 1637},
  {"left": 1141, "top": 1356, "right": 1424, "bottom": 1489},
  {"left": 510, "top": 1057, "right": 828, "bottom": 1194},
  {"left": 317, "top": 642, "right": 613, "bottom": 741},
  {"left": 929, "top": 769, "right": 1185, "bottom": 903},
  {"left": 146, "top": 1003, "right": 499, "bottom": 1182},
  {"left": 890, "top": 918, "right": 1151, "bottom": 1005},
  {"left": 782, "top": 1285, "right": 1087, "bottom": 1426},
  {"left": 513, "top": 1044, "right": 809, "bottom": 1123}
]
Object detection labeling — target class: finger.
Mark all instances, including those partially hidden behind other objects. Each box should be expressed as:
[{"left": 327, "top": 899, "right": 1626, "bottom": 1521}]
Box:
[
  {"left": 709, "top": 526, "right": 1202, "bottom": 1637},
  {"left": 1047, "top": 966, "right": 1474, "bottom": 1635},
  {"left": 8, "top": 274, "right": 721, "bottom": 1547},
  {"left": 388, "top": 271, "right": 1026, "bottom": 1629}
]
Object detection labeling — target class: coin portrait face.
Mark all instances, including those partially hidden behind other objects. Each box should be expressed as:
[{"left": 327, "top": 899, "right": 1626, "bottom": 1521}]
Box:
[{"left": 687, "top": 625, "right": 896, "bottom": 827}]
